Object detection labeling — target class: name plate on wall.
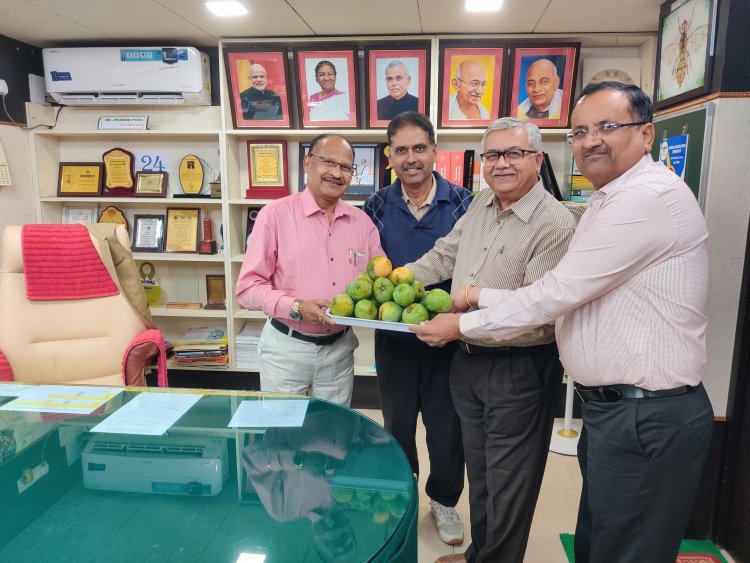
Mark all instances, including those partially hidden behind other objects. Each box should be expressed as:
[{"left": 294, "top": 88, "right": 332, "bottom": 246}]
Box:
[{"left": 97, "top": 116, "right": 149, "bottom": 130}]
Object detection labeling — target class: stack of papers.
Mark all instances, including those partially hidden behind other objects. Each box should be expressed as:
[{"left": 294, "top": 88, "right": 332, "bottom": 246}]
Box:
[
  {"left": 235, "top": 323, "right": 262, "bottom": 369},
  {"left": 174, "top": 327, "right": 229, "bottom": 369}
]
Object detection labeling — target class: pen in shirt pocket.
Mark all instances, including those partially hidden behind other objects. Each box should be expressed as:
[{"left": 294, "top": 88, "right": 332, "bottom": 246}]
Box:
[{"left": 348, "top": 248, "right": 365, "bottom": 268}]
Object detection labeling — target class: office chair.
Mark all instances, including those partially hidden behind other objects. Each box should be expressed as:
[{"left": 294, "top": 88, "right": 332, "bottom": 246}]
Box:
[{"left": 0, "top": 223, "right": 167, "bottom": 387}]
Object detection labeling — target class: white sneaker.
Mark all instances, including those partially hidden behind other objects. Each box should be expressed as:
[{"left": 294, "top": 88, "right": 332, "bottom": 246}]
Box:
[{"left": 429, "top": 499, "right": 464, "bottom": 545}]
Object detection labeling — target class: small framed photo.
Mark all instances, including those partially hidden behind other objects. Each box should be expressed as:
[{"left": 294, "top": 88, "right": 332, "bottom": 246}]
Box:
[
  {"left": 298, "top": 142, "right": 379, "bottom": 200},
  {"left": 246, "top": 140, "right": 289, "bottom": 200},
  {"left": 204, "top": 274, "right": 227, "bottom": 310},
  {"left": 438, "top": 42, "right": 506, "bottom": 129},
  {"left": 508, "top": 43, "right": 580, "bottom": 129},
  {"left": 62, "top": 204, "right": 98, "bottom": 224},
  {"left": 165, "top": 207, "right": 200, "bottom": 253},
  {"left": 132, "top": 214, "right": 165, "bottom": 253},
  {"left": 365, "top": 43, "right": 430, "bottom": 128},
  {"left": 134, "top": 171, "right": 168, "bottom": 197},
  {"left": 57, "top": 163, "right": 103, "bottom": 196},
  {"left": 294, "top": 47, "right": 359, "bottom": 128},
  {"left": 654, "top": 0, "right": 715, "bottom": 110},
  {"left": 223, "top": 46, "right": 292, "bottom": 129}
]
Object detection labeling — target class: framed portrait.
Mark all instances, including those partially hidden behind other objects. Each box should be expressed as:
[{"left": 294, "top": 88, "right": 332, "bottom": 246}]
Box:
[
  {"left": 223, "top": 45, "right": 292, "bottom": 129},
  {"left": 508, "top": 43, "right": 580, "bottom": 129},
  {"left": 165, "top": 207, "right": 200, "bottom": 253},
  {"left": 57, "top": 163, "right": 103, "bottom": 196},
  {"left": 132, "top": 214, "right": 165, "bottom": 253},
  {"left": 298, "top": 142, "right": 379, "bottom": 200},
  {"left": 438, "top": 42, "right": 506, "bottom": 129},
  {"left": 134, "top": 171, "right": 168, "bottom": 197},
  {"left": 365, "top": 43, "right": 430, "bottom": 128},
  {"left": 294, "top": 47, "right": 359, "bottom": 128},
  {"left": 654, "top": 0, "right": 716, "bottom": 110}
]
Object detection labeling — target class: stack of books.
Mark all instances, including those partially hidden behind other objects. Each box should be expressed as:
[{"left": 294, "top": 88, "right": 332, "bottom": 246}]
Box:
[
  {"left": 235, "top": 324, "right": 263, "bottom": 369},
  {"left": 174, "top": 327, "right": 229, "bottom": 369}
]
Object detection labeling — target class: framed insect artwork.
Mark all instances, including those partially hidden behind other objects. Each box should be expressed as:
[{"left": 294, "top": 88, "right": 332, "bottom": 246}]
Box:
[{"left": 654, "top": 0, "right": 717, "bottom": 110}]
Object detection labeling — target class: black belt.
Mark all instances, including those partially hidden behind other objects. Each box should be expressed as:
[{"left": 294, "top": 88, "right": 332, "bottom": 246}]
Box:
[
  {"left": 458, "top": 341, "right": 511, "bottom": 354},
  {"left": 270, "top": 318, "right": 349, "bottom": 346},
  {"left": 574, "top": 382, "right": 696, "bottom": 402}
]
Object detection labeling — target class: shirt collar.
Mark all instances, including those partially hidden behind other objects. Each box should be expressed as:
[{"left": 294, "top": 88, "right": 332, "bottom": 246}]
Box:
[
  {"left": 483, "top": 178, "right": 547, "bottom": 223},
  {"left": 300, "top": 187, "right": 353, "bottom": 219},
  {"left": 592, "top": 155, "right": 654, "bottom": 201},
  {"left": 401, "top": 175, "right": 437, "bottom": 208}
]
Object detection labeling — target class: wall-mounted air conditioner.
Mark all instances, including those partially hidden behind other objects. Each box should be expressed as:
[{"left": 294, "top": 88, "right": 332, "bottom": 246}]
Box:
[{"left": 42, "top": 47, "right": 211, "bottom": 106}]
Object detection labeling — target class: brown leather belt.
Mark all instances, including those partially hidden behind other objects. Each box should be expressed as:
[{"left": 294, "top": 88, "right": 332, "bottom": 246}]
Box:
[{"left": 271, "top": 318, "right": 349, "bottom": 346}]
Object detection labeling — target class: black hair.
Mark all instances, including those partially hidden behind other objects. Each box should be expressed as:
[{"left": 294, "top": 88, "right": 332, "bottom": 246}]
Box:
[
  {"left": 315, "top": 60, "right": 337, "bottom": 76},
  {"left": 386, "top": 111, "right": 436, "bottom": 146},
  {"left": 308, "top": 133, "right": 355, "bottom": 160},
  {"left": 578, "top": 81, "right": 653, "bottom": 123}
]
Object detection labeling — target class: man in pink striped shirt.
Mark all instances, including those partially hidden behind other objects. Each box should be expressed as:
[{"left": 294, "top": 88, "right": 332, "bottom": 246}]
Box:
[
  {"left": 236, "top": 134, "right": 383, "bottom": 406},
  {"left": 414, "top": 82, "right": 714, "bottom": 563}
]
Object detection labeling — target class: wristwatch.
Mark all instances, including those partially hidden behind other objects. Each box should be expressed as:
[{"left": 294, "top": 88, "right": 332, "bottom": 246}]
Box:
[{"left": 290, "top": 299, "right": 302, "bottom": 321}]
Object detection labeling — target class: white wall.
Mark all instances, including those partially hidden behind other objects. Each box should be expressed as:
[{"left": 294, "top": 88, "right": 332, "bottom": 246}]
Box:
[
  {"left": 703, "top": 97, "right": 750, "bottom": 416},
  {"left": 0, "top": 123, "right": 36, "bottom": 262}
]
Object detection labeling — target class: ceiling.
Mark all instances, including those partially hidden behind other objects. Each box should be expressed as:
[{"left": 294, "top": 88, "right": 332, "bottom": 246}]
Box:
[{"left": 1, "top": 0, "right": 661, "bottom": 48}]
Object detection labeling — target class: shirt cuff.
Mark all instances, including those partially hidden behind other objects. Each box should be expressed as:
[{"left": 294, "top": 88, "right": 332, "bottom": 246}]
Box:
[
  {"left": 458, "top": 310, "right": 485, "bottom": 339},
  {"left": 278, "top": 295, "right": 296, "bottom": 320}
]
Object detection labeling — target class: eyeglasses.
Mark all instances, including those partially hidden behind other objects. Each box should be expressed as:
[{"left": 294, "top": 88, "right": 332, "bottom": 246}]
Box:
[
  {"left": 455, "top": 77, "right": 487, "bottom": 89},
  {"left": 566, "top": 122, "right": 647, "bottom": 144},
  {"left": 308, "top": 153, "right": 357, "bottom": 176},
  {"left": 479, "top": 149, "right": 537, "bottom": 165}
]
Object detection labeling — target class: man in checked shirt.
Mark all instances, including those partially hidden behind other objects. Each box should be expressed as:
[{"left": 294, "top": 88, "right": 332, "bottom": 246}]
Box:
[
  {"left": 416, "top": 82, "right": 714, "bottom": 563},
  {"left": 407, "top": 116, "right": 577, "bottom": 563}
]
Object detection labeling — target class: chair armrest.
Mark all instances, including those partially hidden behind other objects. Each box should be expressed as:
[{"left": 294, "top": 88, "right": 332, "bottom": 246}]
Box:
[
  {"left": 0, "top": 350, "right": 13, "bottom": 382},
  {"left": 122, "top": 328, "right": 168, "bottom": 387}
]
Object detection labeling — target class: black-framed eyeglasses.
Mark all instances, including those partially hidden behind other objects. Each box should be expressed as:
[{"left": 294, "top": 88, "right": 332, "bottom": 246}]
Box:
[
  {"left": 565, "top": 122, "right": 647, "bottom": 144},
  {"left": 479, "top": 149, "right": 537, "bottom": 165},
  {"left": 308, "top": 153, "right": 357, "bottom": 176},
  {"left": 455, "top": 77, "right": 487, "bottom": 89}
]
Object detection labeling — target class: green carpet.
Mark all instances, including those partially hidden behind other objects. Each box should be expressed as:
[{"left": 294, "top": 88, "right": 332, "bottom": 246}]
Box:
[{"left": 559, "top": 533, "right": 727, "bottom": 562}]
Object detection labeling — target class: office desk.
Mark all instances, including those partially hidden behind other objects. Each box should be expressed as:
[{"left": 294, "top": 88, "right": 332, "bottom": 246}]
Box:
[{"left": 0, "top": 387, "right": 417, "bottom": 562}]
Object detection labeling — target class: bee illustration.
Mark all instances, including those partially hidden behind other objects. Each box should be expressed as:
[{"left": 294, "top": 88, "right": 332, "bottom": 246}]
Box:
[{"left": 662, "top": 1, "right": 709, "bottom": 88}]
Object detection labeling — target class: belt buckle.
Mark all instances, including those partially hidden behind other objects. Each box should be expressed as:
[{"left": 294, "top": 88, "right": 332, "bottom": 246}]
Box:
[{"left": 601, "top": 387, "right": 623, "bottom": 402}]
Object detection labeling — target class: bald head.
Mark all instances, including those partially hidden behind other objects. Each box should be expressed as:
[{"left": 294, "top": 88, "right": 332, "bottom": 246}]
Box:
[
  {"left": 249, "top": 64, "right": 268, "bottom": 91},
  {"left": 525, "top": 59, "right": 560, "bottom": 112},
  {"left": 452, "top": 60, "right": 487, "bottom": 108}
]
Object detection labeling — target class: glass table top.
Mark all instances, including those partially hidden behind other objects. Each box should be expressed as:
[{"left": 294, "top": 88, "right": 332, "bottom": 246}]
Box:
[{"left": 0, "top": 386, "right": 416, "bottom": 563}]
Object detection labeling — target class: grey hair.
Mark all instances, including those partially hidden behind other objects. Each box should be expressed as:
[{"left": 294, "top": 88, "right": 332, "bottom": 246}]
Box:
[
  {"left": 482, "top": 117, "right": 543, "bottom": 152},
  {"left": 385, "top": 60, "right": 410, "bottom": 77}
]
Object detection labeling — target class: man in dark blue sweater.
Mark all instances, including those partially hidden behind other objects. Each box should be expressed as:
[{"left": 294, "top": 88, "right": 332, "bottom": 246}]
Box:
[{"left": 363, "top": 112, "right": 473, "bottom": 545}]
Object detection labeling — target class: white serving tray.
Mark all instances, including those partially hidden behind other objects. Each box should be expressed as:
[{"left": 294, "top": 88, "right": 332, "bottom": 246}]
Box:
[{"left": 328, "top": 313, "right": 414, "bottom": 333}]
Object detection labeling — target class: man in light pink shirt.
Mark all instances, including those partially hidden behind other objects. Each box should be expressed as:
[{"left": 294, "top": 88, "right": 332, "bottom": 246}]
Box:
[
  {"left": 236, "top": 133, "right": 383, "bottom": 406},
  {"left": 413, "top": 83, "right": 714, "bottom": 563}
]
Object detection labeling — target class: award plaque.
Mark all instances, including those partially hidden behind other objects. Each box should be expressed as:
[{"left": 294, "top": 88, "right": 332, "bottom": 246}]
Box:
[
  {"left": 132, "top": 214, "right": 165, "bottom": 252},
  {"left": 198, "top": 208, "right": 217, "bottom": 255},
  {"left": 177, "top": 154, "right": 206, "bottom": 197},
  {"left": 165, "top": 207, "right": 200, "bottom": 253},
  {"left": 134, "top": 171, "right": 168, "bottom": 197},
  {"left": 246, "top": 140, "right": 289, "bottom": 199},
  {"left": 139, "top": 262, "right": 161, "bottom": 308},
  {"left": 204, "top": 274, "right": 227, "bottom": 310},
  {"left": 98, "top": 205, "right": 129, "bottom": 233},
  {"left": 102, "top": 147, "right": 135, "bottom": 195},
  {"left": 57, "top": 163, "right": 103, "bottom": 196}
]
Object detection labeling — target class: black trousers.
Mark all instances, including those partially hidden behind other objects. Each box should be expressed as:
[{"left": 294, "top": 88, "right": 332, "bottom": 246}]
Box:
[
  {"left": 574, "top": 383, "right": 714, "bottom": 563},
  {"left": 450, "top": 341, "right": 563, "bottom": 563},
  {"left": 374, "top": 330, "right": 464, "bottom": 506}
]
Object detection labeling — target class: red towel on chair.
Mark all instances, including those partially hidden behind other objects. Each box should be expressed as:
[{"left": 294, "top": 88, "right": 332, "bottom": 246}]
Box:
[{"left": 22, "top": 224, "right": 119, "bottom": 300}]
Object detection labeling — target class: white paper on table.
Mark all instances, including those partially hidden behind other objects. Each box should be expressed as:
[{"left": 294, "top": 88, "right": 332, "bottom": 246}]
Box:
[
  {"left": 0, "top": 383, "right": 34, "bottom": 397},
  {"left": 228, "top": 399, "right": 309, "bottom": 428},
  {"left": 0, "top": 385, "right": 122, "bottom": 414},
  {"left": 91, "top": 392, "right": 203, "bottom": 435}
]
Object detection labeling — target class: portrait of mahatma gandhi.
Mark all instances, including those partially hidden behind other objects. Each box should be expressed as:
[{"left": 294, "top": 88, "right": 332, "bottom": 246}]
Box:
[{"left": 448, "top": 60, "right": 490, "bottom": 121}]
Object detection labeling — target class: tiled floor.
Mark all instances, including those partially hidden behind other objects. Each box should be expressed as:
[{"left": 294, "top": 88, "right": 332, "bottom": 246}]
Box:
[{"left": 355, "top": 409, "right": 736, "bottom": 563}]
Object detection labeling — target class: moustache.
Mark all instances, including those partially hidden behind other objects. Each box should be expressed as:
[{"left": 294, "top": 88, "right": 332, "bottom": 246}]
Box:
[
  {"left": 322, "top": 174, "right": 345, "bottom": 185},
  {"left": 401, "top": 163, "right": 423, "bottom": 171},
  {"left": 583, "top": 148, "right": 609, "bottom": 158}
]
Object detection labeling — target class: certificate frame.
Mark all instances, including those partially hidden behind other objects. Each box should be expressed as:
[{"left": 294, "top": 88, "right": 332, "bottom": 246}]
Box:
[
  {"left": 438, "top": 41, "right": 507, "bottom": 129},
  {"left": 132, "top": 214, "right": 165, "bottom": 253},
  {"left": 507, "top": 43, "right": 580, "bottom": 129},
  {"left": 223, "top": 45, "right": 293, "bottom": 129},
  {"left": 294, "top": 46, "right": 359, "bottom": 129},
  {"left": 57, "top": 162, "right": 103, "bottom": 196},
  {"left": 134, "top": 171, "right": 168, "bottom": 198},
  {"left": 654, "top": 0, "right": 715, "bottom": 110},
  {"left": 102, "top": 147, "right": 136, "bottom": 195},
  {"left": 204, "top": 274, "right": 227, "bottom": 310},
  {"left": 164, "top": 207, "right": 200, "bottom": 253},
  {"left": 62, "top": 204, "right": 98, "bottom": 224},
  {"left": 246, "top": 140, "right": 289, "bottom": 200},
  {"left": 365, "top": 42, "right": 431, "bottom": 129}
]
